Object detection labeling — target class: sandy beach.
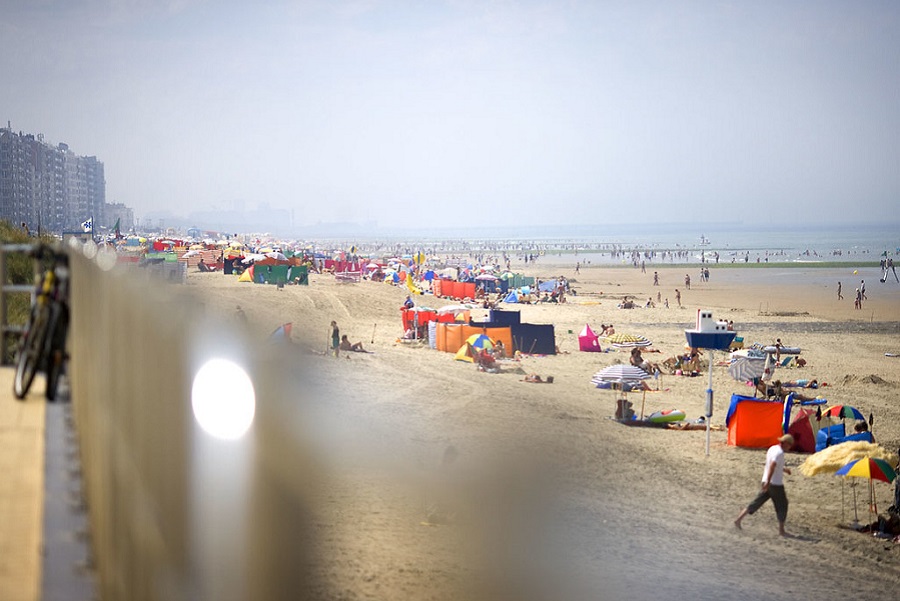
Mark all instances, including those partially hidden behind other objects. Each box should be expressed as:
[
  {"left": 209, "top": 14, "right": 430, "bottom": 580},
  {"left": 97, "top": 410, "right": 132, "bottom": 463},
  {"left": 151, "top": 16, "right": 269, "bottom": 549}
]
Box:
[{"left": 184, "top": 258, "right": 900, "bottom": 601}]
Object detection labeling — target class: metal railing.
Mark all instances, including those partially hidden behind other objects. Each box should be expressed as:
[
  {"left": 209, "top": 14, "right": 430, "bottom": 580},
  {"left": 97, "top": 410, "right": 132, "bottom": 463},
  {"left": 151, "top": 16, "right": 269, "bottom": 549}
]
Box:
[{"left": 0, "top": 243, "right": 40, "bottom": 364}]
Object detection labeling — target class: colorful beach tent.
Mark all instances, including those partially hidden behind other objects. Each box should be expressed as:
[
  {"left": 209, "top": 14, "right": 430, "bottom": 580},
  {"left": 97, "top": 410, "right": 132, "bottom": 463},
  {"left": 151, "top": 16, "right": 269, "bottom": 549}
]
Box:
[
  {"left": 503, "top": 290, "right": 519, "bottom": 303},
  {"left": 238, "top": 265, "right": 254, "bottom": 282},
  {"left": 269, "top": 323, "right": 293, "bottom": 343},
  {"left": 787, "top": 408, "right": 817, "bottom": 453},
  {"left": 454, "top": 344, "right": 476, "bottom": 362},
  {"left": 455, "top": 334, "right": 494, "bottom": 362},
  {"left": 578, "top": 324, "right": 602, "bottom": 352},
  {"left": 434, "top": 323, "right": 512, "bottom": 354},
  {"left": 726, "top": 394, "right": 786, "bottom": 448}
]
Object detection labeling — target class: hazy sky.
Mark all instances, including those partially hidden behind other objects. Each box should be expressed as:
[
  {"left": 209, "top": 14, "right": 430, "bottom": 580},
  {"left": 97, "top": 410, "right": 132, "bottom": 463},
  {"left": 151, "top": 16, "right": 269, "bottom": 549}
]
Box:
[{"left": 2, "top": 0, "right": 898, "bottom": 229}]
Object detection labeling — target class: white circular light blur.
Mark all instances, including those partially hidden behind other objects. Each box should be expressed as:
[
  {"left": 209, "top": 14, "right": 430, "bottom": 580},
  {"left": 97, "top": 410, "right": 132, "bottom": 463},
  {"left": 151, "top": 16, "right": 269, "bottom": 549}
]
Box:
[
  {"left": 96, "top": 247, "right": 118, "bottom": 271},
  {"left": 82, "top": 240, "right": 98, "bottom": 259},
  {"left": 191, "top": 359, "right": 256, "bottom": 440}
]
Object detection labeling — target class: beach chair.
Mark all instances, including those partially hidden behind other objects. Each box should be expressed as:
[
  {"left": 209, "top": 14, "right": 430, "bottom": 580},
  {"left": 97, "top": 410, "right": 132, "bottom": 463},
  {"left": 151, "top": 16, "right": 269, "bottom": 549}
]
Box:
[
  {"left": 778, "top": 356, "right": 794, "bottom": 368},
  {"left": 729, "top": 336, "right": 744, "bottom": 351}
]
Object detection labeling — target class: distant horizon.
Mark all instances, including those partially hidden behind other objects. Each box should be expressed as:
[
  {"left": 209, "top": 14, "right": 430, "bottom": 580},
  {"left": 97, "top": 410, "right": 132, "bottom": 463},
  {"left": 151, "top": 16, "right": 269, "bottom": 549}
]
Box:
[
  {"left": 111, "top": 218, "right": 900, "bottom": 254},
  {"left": 3, "top": 2, "right": 897, "bottom": 230},
  {"left": 132, "top": 209, "right": 900, "bottom": 239}
]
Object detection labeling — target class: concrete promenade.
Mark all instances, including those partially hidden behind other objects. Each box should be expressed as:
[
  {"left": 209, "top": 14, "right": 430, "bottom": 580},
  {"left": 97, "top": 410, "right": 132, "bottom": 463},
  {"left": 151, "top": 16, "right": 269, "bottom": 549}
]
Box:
[{"left": 0, "top": 367, "right": 44, "bottom": 601}]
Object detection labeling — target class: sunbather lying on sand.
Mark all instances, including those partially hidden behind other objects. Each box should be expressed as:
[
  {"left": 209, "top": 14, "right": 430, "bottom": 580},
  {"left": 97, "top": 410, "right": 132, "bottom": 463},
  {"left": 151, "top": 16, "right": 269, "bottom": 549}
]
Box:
[
  {"left": 758, "top": 380, "right": 820, "bottom": 402},
  {"left": 522, "top": 374, "right": 554, "bottom": 383},
  {"left": 783, "top": 379, "right": 818, "bottom": 388}
]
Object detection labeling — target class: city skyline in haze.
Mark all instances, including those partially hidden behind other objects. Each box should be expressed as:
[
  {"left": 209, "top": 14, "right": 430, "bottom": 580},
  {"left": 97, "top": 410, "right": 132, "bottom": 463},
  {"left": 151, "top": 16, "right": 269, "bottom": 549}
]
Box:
[{"left": 2, "top": 1, "right": 898, "bottom": 231}]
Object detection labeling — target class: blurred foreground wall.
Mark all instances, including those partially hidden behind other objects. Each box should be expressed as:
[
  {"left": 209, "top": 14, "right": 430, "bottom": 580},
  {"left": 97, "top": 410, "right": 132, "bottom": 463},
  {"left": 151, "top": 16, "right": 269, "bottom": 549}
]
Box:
[{"left": 68, "top": 241, "right": 320, "bottom": 600}]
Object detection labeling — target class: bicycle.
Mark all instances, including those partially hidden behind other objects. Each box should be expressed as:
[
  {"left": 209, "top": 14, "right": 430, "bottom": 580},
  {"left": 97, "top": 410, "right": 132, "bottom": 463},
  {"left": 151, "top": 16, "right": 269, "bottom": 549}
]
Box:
[{"left": 13, "top": 244, "right": 70, "bottom": 401}]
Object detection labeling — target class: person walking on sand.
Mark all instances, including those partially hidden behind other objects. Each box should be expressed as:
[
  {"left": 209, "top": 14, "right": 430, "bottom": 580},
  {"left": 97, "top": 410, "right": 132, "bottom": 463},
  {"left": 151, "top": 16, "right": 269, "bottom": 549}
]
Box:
[
  {"left": 837, "top": 281, "right": 842, "bottom": 300},
  {"left": 675, "top": 289, "right": 681, "bottom": 307},
  {"left": 734, "top": 434, "right": 794, "bottom": 536},
  {"left": 860, "top": 279, "right": 867, "bottom": 300},
  {"left": 653, "top": 272, "right": 659, "bottom": 286},
  {"left": 684, "top": 274, "right": 691, "bottom": 290}
]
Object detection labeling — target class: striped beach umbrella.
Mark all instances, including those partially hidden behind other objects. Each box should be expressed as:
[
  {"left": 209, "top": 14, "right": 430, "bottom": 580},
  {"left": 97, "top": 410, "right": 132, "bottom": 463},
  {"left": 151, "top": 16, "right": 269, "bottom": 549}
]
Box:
[
  {"left": 604, "top": 333, "right": 652, "bottom": 348},
  {"left": 591, "top": 364, "right": 651, "bottom": 385},
  {"left": 727, "top": 354, "right": 766, "bottom": 383}
]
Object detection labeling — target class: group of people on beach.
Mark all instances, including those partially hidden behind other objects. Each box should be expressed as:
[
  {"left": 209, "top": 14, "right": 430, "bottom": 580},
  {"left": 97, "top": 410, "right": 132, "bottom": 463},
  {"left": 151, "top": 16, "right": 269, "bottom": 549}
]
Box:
[
  {"left": 330, "top": 321, "right": 366, "bottom": 357},
  {"left": 837, "top": 278, "right": 869, "bottom": 309}
]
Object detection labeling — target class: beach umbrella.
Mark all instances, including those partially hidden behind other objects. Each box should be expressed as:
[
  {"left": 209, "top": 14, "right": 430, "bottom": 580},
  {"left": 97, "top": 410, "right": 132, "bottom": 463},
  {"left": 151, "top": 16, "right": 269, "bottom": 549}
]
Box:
[
  {"left": 760, "top": 352, "right": 774, "bottom": 382},
  {"left": 592, "top": 365, "right": 651, "bottom": 420},
  {"left": 836, "top": 457, "right": 897, "bottom": 483},
  {"left": 835, "top": 457, "right": 897, "bottom": 519},
  {"left": 474, "top": 273, "right": 499, "bottom": 281},
  {"left": 437, "top": 304, "right": 471, "bottom": 315},
  {"left": 604, "top": 333, "right": 652, "bottom": 348},
  {"left": 591, "top": 365, "right": 650, "bottom": 385},
  {"left": 823, "top": 405, "right": 865, "bottom": 421},
  {"left": 727, "top": 354, "right": 766, "bottom": 383}
]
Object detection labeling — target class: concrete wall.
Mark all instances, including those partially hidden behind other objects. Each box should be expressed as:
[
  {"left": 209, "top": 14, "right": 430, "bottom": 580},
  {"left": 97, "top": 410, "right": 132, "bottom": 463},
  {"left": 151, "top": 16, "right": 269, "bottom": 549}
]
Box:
[{"left": 68, "top": 240, "right": 321, "bottom": 600}]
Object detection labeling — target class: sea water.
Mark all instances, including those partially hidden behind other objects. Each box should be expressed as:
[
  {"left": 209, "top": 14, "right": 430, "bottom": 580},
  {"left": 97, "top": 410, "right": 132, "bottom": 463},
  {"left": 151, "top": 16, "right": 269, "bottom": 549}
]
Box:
[{"left": 486, "top": 222, "right": 899, "bottom": 265}]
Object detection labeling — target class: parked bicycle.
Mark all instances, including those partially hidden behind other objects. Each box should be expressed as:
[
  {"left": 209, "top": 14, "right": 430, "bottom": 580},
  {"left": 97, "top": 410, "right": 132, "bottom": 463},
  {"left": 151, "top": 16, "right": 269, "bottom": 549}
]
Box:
[{"left": 13, "top": 244, "right": 69, "bottom": 401}]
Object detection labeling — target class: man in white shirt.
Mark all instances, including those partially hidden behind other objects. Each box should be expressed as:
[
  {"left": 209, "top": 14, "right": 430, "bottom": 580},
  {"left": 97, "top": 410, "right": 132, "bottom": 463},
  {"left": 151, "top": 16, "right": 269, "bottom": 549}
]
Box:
[{"left": 734, "top": 434, "right": 794, "bottom": 536}]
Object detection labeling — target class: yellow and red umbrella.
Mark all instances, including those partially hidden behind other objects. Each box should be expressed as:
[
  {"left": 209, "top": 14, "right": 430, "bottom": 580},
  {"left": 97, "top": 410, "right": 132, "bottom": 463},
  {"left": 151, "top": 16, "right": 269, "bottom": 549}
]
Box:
[
  {"left": 836, "top": 457, "right": 896, "bottom": 483},
  {"left": 835, "top": 456, "right": 897, "bottom": 518}
]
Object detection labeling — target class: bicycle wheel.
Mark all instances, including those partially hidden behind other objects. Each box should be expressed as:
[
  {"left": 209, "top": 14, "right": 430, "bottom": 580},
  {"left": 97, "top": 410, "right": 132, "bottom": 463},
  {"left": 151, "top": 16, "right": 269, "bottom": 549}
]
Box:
[
  {"left": 45, "top": 305, "right": 69, "bottom": 401},
  {"left": 14, "top": 305, "right": 50, "bottom": 399}
]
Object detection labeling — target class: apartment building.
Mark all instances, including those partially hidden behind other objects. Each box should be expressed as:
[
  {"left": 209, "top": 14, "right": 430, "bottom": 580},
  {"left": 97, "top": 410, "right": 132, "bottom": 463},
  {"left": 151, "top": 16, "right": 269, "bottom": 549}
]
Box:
[{"left": 0, "top": 124, "right": 106, "bottom": 234}]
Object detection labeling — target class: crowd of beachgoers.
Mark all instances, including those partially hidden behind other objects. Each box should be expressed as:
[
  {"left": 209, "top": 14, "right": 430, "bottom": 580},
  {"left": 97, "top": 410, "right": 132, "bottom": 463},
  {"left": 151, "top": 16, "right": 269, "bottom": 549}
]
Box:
[{"left": 172, "top": 234, "right": 900, "bottom": 600}]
